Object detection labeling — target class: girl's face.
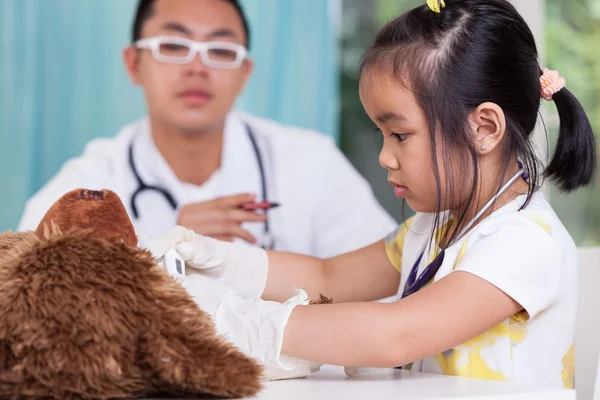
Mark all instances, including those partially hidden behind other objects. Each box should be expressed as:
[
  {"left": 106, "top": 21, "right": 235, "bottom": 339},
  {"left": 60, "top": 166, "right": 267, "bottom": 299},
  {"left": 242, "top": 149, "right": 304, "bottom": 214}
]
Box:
[
  {"left": 359, "top": 71, "right": 443, "bottom": 213},
  {"left": 360, "top": 70, "right": 516, "bottom": 217}
]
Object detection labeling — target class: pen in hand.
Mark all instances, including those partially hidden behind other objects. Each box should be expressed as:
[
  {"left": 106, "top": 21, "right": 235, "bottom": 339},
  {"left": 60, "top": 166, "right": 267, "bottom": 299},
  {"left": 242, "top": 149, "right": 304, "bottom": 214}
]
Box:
[{"left": 240, "top": 201, "right": 281, "bottom": 211}]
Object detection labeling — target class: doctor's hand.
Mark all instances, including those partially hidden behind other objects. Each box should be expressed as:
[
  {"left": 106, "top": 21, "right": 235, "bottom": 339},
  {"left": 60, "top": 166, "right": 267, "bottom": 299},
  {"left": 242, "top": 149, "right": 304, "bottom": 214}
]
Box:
[{"left": 177, "top": 194, "right": 266, "bottom": 244}]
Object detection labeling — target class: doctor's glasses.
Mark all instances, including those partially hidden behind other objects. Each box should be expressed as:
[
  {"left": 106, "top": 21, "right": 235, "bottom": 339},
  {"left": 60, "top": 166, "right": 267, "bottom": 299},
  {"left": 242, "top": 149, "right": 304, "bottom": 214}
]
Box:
[{"left": 134, "top": 36, "right": 248, "bottom": 69}]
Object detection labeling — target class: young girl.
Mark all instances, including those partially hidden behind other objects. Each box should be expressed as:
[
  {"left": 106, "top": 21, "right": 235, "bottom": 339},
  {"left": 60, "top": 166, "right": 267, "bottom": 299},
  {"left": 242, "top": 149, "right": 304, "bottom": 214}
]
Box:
[{"left": 153, "top": 0, "right": 596, "bottom": 389}]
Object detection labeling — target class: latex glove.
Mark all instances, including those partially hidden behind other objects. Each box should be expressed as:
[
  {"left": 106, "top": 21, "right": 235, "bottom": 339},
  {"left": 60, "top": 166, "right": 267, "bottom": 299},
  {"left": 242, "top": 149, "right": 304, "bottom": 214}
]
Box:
[
  {"left": 141, "top": 227, "right": 194, "bottom": 284},
  {"left": 174, "top": 229, "right": 269, "bottom": 300},
  {"left": 180, "top": 275, "right": 317, "bottom": 380},
  {"left": 143, "top": 226, "right": 194, "bottom": 261}
]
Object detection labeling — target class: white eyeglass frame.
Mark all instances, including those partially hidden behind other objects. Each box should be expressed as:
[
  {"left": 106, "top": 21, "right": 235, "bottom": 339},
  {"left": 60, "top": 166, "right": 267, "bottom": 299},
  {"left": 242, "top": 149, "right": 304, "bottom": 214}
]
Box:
[{"left": 134, "top": 36, "right": 248, "bottom": 69}]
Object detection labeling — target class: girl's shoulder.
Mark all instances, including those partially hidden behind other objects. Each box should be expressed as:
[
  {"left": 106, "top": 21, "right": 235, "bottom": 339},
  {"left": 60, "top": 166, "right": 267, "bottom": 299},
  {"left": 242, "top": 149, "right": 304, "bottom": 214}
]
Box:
[
  {"left": 471, "top": 192, "right": 575, "bottom": 253},
  {"left": 393, "top": 192, "right": 575, "bottom": 253}
]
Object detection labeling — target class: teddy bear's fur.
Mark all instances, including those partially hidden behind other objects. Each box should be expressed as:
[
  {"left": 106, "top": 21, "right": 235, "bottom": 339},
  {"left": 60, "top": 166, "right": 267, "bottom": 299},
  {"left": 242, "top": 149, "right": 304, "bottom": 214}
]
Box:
[{"left": 0, "top": 189, "right": 262, "bottom": 399}]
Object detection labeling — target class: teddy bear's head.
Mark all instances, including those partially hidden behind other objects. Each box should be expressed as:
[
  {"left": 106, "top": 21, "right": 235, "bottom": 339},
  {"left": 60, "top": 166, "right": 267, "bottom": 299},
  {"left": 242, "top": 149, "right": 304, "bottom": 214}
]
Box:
[
  {"left": 0, "top": 189, "right": 262, "bottom": 399},
  {"left": 35, "top": 189, "right": 138, "bottom": 247}
]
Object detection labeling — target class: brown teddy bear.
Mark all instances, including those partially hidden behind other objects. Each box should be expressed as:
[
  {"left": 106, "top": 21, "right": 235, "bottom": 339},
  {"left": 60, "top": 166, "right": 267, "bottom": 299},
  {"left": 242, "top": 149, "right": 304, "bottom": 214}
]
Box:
[{"left": 0, "top": 189, "right": 262, "bottom": 399}]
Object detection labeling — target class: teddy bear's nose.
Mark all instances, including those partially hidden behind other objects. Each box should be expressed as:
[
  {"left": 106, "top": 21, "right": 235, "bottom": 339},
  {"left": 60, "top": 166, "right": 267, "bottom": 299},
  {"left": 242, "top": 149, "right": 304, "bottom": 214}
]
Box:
[{"left": 79, "top": 189, "right": 105, "bottom": 201}]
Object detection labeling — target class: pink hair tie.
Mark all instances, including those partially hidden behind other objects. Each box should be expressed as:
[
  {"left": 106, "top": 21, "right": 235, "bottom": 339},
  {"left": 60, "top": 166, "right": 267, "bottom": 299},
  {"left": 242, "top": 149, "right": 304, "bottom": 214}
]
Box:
[{"left": 540, "top": 67, "right": 566, "bottom": 101}]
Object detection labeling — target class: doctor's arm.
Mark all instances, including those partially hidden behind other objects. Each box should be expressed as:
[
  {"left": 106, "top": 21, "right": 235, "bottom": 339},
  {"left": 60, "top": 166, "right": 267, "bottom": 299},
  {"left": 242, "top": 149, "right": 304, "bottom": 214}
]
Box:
[{"left": 263, "top": 239, "right": 399, "bottom": 304}]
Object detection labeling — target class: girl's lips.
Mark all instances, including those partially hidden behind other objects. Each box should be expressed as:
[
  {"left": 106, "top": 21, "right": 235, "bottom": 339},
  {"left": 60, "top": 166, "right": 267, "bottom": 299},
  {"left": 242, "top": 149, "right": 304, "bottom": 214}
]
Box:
[{"left": 393, "top": 185, "right": 409, "bottom": 198}]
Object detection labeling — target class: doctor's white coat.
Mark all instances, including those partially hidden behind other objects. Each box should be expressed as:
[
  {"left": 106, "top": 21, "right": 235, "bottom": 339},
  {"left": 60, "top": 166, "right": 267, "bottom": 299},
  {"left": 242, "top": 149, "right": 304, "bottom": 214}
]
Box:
[{"left": 18, "top": 112, "right": 397, "bottom": 258}]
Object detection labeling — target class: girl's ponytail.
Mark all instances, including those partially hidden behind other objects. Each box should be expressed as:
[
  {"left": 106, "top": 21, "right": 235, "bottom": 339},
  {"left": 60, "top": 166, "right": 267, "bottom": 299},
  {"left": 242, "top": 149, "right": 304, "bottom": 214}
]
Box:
[{"left": 545, "top": 86, "right": 596, "bottom": 192}]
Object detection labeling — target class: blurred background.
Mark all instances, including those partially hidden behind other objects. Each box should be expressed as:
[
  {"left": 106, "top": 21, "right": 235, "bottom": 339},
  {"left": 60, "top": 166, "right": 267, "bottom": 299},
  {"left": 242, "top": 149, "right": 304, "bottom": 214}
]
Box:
[{"left": 0, "top": 0, "right": 598, "bottom": 246}]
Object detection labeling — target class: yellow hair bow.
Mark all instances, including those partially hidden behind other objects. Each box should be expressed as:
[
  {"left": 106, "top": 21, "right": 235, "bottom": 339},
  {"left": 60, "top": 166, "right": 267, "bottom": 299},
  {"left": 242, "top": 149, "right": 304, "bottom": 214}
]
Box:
[{"left": 426, "top": 0, "right": 446, "bottom": 13}]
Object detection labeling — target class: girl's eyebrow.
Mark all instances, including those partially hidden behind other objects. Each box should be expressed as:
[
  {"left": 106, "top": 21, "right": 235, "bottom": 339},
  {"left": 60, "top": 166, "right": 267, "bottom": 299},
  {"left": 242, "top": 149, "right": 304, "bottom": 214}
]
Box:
[{"left": 375, "top": 112, "right": 407, "bottom": 124}]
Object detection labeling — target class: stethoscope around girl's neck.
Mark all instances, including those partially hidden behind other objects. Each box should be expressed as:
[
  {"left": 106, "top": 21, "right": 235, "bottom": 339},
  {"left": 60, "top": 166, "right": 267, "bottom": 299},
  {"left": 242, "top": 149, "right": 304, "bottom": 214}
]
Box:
[{"left": 401, "top": 162, "right": 529, "bottom": 299}]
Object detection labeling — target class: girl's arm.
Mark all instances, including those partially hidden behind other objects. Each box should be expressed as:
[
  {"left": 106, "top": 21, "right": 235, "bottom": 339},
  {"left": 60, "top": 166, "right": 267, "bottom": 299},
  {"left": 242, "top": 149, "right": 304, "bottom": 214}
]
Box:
[
  {"left": 263, "top": 239, "right": 401, "bottom": 304},
  {"left": 281, "top": 271, "right": 522, "bottom": 367}
]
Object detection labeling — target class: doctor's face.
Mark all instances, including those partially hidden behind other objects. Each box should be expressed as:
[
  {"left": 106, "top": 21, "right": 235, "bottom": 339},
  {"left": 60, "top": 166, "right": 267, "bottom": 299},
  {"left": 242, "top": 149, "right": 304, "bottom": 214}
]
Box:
[
  {"left": 124, "top": 0, "right": 252, "bottom": 134},
  {"left": 359, "top": 71, "right": 445, "bottom": 213}
]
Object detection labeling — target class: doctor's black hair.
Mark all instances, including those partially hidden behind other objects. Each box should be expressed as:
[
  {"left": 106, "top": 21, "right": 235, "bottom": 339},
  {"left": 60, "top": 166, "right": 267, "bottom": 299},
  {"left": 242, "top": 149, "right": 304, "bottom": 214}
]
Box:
[
  {"left": 360, "top": 0, "right": 596, "bottom": 248},
  {"left": 132, "top": 0, "right": 251, "bottom": 49}
]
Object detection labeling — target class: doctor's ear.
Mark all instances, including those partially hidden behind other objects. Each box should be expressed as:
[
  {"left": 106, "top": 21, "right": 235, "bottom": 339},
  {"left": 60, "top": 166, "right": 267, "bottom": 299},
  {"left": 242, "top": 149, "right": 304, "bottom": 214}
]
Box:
[
  {"left": 239, "top": 58, "right": 254, "bottom": 90},
  {"left": 123, "top": 46, "right": 142, "bottom": 85}
]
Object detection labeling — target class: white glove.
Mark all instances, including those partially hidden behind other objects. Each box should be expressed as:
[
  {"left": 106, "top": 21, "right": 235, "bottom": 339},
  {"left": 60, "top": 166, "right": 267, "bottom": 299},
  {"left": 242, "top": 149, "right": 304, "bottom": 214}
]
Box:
[
  {"left": 142, "top": 227, "right": 194, "bottom": 283},
  {"left": 143, "top": 225, "right": 194, "bottom": 261},
  {"left": 143, "top": 226, "right": 269, "bottom": 300},
  {"left": 180, "top": 275, "right": 317, "bottom": 380},
  {"left": 174, "top": 229, "right": 269, "bottom": 300}
]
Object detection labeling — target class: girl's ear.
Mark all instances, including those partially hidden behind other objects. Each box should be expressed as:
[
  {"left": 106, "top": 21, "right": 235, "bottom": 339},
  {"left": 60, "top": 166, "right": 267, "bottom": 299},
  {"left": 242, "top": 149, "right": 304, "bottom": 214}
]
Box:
[{"left": 469, "top": 102, "right": 506, "bottom": 154}]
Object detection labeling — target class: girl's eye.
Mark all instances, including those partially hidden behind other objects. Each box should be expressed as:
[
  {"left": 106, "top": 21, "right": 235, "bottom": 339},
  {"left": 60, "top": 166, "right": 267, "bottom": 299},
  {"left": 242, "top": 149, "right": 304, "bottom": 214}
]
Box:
[
  {"left": 373, "top": 128, "right": 408, "bottom": 143},
  {"left": 392, "top": 133, "right": 408, "bottom": 142}
]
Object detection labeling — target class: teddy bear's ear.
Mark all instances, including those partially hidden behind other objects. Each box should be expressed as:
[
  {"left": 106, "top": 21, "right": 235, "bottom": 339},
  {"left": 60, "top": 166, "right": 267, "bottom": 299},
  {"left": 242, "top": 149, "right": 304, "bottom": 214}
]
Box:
[
  {"left": 0, "top": 231, "right": 35, "bottom": 251},
  {"left": 140, "top": 269, "right": 263, "bottom": 398},
  {"left": 0, "top": 231, "right": 37, "bottom": 261}
]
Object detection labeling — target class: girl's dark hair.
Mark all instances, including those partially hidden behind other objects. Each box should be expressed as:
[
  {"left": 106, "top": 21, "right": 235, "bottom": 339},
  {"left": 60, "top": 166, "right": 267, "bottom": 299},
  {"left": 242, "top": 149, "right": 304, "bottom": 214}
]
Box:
[{"left": 360, "top": 0, "right": 596, "bottom": 247}]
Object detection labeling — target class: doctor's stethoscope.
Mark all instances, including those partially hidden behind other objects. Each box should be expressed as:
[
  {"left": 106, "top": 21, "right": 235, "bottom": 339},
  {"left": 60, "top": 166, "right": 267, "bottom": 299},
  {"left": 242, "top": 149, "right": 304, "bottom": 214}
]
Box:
[
  {"left": 400, "top": 162, "right": 529, "bottom": 299},
  {"left": 127, "top": 122, "right": 276, "bottom": 250}
]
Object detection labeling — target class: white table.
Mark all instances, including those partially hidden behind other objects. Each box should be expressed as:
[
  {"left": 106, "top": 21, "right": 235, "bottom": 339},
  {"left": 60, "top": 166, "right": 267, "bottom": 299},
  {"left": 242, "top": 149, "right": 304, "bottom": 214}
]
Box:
[{"left": 247, "top": 365, "right": 575, "bottom": 400}]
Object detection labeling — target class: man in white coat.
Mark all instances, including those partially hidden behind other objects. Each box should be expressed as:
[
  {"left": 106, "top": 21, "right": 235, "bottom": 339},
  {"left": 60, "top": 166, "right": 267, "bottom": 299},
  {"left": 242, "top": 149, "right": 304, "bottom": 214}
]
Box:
[{"left": 18, "top": 0, "right": 396, "bottom": 258}]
